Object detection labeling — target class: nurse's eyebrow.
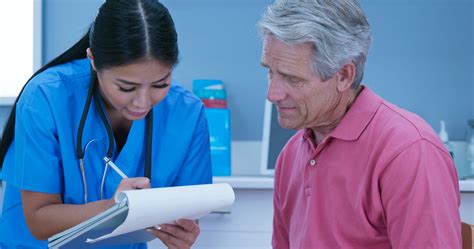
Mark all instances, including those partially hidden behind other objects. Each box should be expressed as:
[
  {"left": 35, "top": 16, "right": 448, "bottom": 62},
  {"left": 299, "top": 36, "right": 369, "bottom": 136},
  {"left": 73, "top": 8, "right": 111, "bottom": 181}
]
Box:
[{"left": 116, "top": 72, "right": 171, "bottom": 85}]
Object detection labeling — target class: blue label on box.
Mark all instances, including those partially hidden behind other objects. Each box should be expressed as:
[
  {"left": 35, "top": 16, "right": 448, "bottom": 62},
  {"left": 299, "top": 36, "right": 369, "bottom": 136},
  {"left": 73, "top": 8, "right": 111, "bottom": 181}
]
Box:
[
  {"left": 193, "top": 79, "right": 227, "bottom": 100},
  {"left": 205, "top": 109, "right": 231, "bottom": 176}
]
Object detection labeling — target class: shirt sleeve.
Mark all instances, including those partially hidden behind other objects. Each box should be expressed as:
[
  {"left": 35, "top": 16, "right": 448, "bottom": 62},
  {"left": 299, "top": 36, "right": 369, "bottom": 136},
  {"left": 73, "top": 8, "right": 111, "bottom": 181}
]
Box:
[
  {"left": 11, "top": 87, "right": 63, "bottom": 193},
  {"left": 272, "top": 152, "right": 290, "bottom": 249},
  {"left": 380, "top": 139, "right": 461, "bottom": 249},
  {"left": 172, "top": 106, "right": 212, "bottom": 186}
]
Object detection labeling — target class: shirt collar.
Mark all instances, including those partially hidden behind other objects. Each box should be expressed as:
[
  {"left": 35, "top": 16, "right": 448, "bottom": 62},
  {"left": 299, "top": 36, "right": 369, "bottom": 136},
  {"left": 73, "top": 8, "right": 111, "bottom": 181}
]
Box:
[{"left": 327, "top": 86, "right": 382, "bottom": 141}]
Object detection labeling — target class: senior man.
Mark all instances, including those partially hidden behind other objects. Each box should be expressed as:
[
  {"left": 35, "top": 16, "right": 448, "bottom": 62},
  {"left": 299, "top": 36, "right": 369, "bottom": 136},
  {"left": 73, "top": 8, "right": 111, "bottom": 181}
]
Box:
[{"left": 257, "top": 0, "right": 461, "bottom": 248}]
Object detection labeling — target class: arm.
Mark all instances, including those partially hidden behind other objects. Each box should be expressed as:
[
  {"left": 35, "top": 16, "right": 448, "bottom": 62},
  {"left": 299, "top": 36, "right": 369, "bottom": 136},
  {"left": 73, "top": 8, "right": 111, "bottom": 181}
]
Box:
[
  {"left": 380, "top": 139, "right": 461, "bottom": 248},
  {"left": 22, "top": 177, "right": 150, "bottom": 240},
  {"left": 13, "top": 87, "right": 152, "bottom": 240},
  {"left": 21, "top": 191, "right": 113, "bottom": 240},
  {"left": 12, "top": 89, "right": 113, "bottom": 240}
]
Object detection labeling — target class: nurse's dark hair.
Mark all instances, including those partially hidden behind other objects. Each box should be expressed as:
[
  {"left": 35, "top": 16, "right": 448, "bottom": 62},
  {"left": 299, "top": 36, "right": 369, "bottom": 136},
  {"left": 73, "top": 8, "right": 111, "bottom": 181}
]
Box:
[{"left": 0, "top": 0, "right": 178, "bottom": 167}]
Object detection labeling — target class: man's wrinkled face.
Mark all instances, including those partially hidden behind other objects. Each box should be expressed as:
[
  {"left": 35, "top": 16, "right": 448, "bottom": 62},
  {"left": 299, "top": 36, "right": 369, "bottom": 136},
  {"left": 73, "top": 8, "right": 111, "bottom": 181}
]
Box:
[{"left": 261, "top": 36, "right": 341, "bottom": 130}]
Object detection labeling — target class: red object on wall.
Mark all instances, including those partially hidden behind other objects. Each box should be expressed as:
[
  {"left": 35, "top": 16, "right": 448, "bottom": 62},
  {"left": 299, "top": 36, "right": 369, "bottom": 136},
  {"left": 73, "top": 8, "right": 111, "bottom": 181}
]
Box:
[{"left": 202, "top": 99, "right": 227, "bottom": 108}]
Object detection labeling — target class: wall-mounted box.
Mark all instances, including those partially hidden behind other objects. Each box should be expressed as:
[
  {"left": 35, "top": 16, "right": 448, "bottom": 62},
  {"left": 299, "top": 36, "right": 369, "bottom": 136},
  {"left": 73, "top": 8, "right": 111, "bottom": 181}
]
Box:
[{"left": 205, "top": 109, "right": 231, "bottom": 176}]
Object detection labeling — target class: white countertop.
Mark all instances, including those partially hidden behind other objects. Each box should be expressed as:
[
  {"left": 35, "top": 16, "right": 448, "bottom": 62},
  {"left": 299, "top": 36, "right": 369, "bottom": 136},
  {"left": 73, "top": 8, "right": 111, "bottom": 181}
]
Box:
[
  {"left": 213, "top": 176, "right": 274, "bottom": 189},
  {"left": 459, "top": 179, "right": 474, "bottom": 192},
  {"left": 0, "top": 175, "right": 472, "bottom": 191},
  {"left": 214, "top": 176, "right": 474, "bottom": 192},
  {"left": 0, "top": 97, "right": 15, "bottom": 106}
]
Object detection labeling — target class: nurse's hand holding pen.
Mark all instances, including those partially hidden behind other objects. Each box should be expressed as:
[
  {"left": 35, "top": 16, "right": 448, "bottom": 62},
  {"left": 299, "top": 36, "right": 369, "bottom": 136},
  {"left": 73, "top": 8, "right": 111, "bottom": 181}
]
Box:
[
  {"left": 113, "top": 177, "right": 151, "bottom": 194},
  {"left": 105, "top": 158, "right": 151, "bottom": 207}
]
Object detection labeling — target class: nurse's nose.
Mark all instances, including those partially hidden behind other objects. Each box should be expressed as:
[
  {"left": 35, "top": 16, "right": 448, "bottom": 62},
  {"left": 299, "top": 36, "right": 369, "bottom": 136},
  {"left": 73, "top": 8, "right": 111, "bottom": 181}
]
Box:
[
  {"left": 133, "top": 89, "right": 152, "bottom": 109},
  {"left": 267, "top": 77, "right": 287, "bottom": 103}
]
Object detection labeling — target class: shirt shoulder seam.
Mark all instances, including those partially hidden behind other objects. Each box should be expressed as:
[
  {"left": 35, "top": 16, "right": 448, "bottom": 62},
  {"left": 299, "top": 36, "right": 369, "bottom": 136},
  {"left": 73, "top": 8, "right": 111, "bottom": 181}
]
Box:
[
  {"left": 381, "top": 138, "right": 448, "bottom": 175},
  {"left": 379, "top": 101, "right": 424, "bottom": 139}
]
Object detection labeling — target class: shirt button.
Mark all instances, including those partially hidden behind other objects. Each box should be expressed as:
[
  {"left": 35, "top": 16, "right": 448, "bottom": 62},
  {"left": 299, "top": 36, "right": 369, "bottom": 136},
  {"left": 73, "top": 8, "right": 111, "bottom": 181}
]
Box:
[{"left": 310, "top": 159, "right": 316, "bottom": 166}]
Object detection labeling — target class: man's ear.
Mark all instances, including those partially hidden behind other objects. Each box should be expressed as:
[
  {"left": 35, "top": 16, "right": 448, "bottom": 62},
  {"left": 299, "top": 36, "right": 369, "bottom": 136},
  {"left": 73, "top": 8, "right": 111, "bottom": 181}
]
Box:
[
  {"left": 336, "top": 62, "right": 356, "bottom": 92},
  {"left": 86, "top": 48, "right": 97, "bottom": 71}
]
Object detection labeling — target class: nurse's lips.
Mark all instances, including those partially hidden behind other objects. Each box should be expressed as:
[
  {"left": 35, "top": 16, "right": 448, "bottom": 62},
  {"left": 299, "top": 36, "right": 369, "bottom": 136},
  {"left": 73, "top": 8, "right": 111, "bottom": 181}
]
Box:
[{"left": 127, "top": 109, "right": 148, "bottom": 117}]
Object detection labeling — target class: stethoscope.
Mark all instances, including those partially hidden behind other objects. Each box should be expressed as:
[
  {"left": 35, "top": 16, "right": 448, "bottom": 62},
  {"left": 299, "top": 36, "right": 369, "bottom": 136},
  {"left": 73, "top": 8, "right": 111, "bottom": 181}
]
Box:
[{"left": 75, "top": 74, "right": 153, "bottom": 203}]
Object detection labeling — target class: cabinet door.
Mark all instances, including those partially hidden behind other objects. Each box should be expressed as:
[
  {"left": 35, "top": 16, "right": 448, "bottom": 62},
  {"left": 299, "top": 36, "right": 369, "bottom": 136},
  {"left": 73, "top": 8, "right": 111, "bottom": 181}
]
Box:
[{"left": 150, "top": 189, "right": 274, "bottom": 249}]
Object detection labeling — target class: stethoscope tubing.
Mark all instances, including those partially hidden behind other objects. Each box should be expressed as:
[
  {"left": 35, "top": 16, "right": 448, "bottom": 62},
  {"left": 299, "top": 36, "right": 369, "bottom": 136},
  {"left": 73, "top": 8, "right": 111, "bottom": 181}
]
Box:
[{"left": 76, "top": 74, "right": 153, "bottom": 203}]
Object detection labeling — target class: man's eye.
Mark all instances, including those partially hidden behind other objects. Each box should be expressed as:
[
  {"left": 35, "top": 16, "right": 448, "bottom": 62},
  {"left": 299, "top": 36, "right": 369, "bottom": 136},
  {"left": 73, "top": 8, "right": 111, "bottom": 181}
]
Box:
[
  {"left": 286, "top": 75, "right": 302, "bottom": 84},
  {"left": 118, "top": 86, "right": 135, "bottom": 92},
  {"left": 289, "top": 77, "right": 301, "bottom": 84},
  {"left": 153, "top": 83, "right": 170, "bottom": 89}
]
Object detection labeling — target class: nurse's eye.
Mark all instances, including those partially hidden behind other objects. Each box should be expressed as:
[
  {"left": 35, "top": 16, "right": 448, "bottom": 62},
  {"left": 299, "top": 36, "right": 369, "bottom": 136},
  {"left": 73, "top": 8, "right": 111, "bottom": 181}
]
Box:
[
  {"left": 152, "top": 83, "right": 170, "bottom": 89},
  {"left": 118, "top": 86, "right": 136, "bottom": 92}
]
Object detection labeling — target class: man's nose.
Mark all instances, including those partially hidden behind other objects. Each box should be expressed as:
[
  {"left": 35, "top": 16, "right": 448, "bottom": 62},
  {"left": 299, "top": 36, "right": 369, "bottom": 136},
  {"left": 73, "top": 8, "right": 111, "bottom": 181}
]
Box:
[{"left": 267, "top": 78, "right": 286, "bottom": 103}]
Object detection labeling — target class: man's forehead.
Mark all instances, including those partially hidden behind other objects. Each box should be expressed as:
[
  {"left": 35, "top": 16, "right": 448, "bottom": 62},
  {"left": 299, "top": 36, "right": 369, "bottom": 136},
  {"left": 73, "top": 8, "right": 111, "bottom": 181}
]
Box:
[
  {"left": 264, "top": 36, "right": 312, "bottom": 55},
  {"left": 263, "top": 37, "right": 313, "bottom": 69}
]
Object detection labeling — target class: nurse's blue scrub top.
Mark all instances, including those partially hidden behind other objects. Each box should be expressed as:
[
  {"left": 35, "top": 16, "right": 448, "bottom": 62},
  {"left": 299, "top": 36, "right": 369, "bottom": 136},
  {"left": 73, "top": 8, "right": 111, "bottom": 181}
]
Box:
[{"left": 0, "top": 59, "right": 212, "bottom": 248}]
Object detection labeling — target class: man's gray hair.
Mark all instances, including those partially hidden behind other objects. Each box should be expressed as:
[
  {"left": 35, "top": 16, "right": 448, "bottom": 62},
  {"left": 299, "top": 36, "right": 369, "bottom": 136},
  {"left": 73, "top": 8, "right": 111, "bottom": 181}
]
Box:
[{"left": 258, "top": 0, "right": 372, "bottom": 89}]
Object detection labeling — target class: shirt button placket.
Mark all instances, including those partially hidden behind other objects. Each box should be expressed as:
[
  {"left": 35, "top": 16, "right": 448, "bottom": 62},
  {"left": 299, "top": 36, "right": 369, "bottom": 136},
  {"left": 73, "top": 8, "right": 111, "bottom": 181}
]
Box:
[{"left": 305, "top": 158, "right": 316, "bottom": 196}]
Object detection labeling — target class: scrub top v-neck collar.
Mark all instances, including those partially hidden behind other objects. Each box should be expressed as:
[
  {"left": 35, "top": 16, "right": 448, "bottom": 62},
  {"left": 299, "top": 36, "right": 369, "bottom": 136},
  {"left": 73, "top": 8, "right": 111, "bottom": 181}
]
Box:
[
  {"left": 91, "top": 90, "right": 149, "bottom": 188},
  {"left": 108, "top": 117, "right": 147, "bottom": 183}
]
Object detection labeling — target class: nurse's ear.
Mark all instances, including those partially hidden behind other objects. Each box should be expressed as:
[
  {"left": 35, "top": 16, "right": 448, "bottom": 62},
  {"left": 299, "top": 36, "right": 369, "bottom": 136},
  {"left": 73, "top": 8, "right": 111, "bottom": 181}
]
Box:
[{"left": 86, "top": 48, "right": 97, "bottom": 71}]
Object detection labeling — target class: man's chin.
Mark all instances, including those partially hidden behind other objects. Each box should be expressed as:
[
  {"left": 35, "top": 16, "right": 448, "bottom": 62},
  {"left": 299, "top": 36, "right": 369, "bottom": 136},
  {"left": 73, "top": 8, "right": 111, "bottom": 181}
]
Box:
[{"left": 277, "top": 118, "right": 301, "bottom": 130}]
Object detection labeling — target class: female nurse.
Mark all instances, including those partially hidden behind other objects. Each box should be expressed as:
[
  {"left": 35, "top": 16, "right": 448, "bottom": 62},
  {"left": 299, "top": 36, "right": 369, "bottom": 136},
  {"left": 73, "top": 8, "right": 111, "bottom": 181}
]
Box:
[{"left": 0, "top": 0, "right": 212, "bottom": 248}]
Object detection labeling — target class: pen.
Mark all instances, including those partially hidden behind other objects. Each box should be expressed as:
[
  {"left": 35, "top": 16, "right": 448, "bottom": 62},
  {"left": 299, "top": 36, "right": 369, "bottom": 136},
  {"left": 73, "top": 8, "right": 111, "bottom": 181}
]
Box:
[{"left": 103, "top": 157, "right": 128, "bottom": 179}]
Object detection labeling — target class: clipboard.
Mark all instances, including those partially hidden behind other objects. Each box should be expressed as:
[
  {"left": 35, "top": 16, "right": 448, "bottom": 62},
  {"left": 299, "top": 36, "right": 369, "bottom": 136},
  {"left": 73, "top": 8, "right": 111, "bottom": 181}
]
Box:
[{"left": 48, "top": 183, "right": 235, "bottom": 248}]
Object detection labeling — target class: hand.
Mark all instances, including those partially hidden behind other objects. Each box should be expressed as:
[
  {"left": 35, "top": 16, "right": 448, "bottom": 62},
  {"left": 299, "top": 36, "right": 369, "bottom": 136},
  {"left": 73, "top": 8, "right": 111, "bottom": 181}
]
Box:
[
  {"left": 148, "top": 219, "right": 200, "bottom": 249},
  {"left": 116, "top": 177, "right": 150, "bottom": 192},
  {"left": 107, "top": 177, "right": 150, "bottom": 207}
]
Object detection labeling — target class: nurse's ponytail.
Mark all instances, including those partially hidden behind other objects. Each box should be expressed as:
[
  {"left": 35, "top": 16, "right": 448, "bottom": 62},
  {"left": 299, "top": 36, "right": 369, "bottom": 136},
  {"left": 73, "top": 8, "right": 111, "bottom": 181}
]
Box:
[{"left": 0, "top": 29, "right": 91, "bottom": 168}]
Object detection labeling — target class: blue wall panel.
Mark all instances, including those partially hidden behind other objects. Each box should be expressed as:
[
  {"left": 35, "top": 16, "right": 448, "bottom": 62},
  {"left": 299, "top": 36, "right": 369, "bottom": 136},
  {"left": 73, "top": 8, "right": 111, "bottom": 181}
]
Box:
[
  {"left": 361, "top": 0, "right": 473, "bottom": 139},
  {"left": 40, "top": 0, "right": 473, "bottom": 140}
]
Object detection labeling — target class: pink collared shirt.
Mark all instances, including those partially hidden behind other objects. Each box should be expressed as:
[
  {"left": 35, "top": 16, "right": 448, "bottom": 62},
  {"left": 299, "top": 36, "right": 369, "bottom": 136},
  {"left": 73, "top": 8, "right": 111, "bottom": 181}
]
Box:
[{"left": 272, "top": 87, "right": 461, "bottom": 249}]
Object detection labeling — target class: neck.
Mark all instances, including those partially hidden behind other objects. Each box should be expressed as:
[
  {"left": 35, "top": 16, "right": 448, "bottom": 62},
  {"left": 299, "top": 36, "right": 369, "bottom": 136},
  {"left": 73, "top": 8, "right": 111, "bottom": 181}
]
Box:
[
  {"left": 108, "top": 109, "right": 131, "bottom": 131},
  {"left": 311, "top": 85, "right": 363, "bottom": 144},
  {"left": 98, "top": 89, "right": 131, "bottom": 131}
]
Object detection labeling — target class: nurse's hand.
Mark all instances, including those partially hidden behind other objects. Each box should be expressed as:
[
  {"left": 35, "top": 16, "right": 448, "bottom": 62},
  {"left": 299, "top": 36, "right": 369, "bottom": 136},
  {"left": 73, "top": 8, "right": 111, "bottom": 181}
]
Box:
[
  {"left": 107, "top": 177, "right": 150, "bottom": 206},
  {"left": 116, "top": 177, "right": 151, "bottom": 192},
  {"left": 147, "top": 219, "right": 200, "bottom": 249}
]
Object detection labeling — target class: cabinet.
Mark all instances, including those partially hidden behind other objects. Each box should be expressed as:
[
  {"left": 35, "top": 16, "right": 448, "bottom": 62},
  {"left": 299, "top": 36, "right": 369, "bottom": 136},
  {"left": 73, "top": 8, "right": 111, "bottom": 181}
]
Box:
[
  {"left": 0, "top": 178, "right": 472, "bottom": 248},
  {"left": 151, "top": 177, "right": 274, "bottom": 249},
  {"left": 149, "top": 178, "right": 474, "bottom": 248},
  {"left": 460, "top": 180, "right": 474, "bottom": 224},
  {"left": 0, "top": 140, "right": 472, "bottom": 248}
]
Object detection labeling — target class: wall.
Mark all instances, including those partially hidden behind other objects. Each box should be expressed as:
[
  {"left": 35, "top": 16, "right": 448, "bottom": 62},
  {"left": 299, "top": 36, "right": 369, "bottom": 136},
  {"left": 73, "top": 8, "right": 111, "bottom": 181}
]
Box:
[
  {"left": 0, "top": 106, "right": 11, "bottom": 134},
  {"left": 361, "top": 0, "right": 473, "bottom": 140},
  {"left": 38, "top": 0, "right": 473, "bottom": 141}
]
